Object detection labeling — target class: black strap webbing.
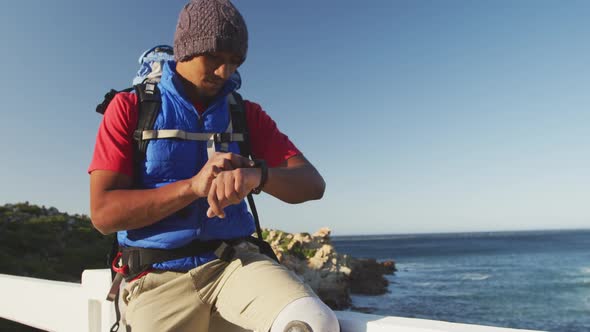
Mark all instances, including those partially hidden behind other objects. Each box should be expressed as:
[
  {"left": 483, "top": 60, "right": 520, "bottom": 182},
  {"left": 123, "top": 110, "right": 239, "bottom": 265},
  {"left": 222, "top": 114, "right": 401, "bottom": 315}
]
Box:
[
  {"left": 247, "top": 194, "right": 265, "bottom": 249},
  {"left": 229, "top": 93, "right": 264, "bottom": 242},
  {"left": 229, "top": 92, "right": 251, "bottom": 158},
  {"left": 96, "top": 88, "right": 134, "bottom": 115},
  {"left": 133, "top": 83, "right": 162, "bottom": 157},
  {"left": 122, "top": 239, "right": 224, "bottom": 275},
  {"left": 121, "top": 236, "right": 277, "bottom": 280},
  {"left": 107, "top": 236, "right": 121, "bottom": 331}
]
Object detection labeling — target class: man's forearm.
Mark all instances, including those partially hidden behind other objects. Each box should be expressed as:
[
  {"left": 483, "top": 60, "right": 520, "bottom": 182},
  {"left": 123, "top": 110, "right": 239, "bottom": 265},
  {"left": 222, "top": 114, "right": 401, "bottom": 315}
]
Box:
[
  {"left": 91, "top": 152, "right": 254, "bottom": 234},
  {"left": 263, "top": 163, "right": 325, "bottom": 204},
  {"left": 91, "top": 179, "right": 198, "bottom": 235}
]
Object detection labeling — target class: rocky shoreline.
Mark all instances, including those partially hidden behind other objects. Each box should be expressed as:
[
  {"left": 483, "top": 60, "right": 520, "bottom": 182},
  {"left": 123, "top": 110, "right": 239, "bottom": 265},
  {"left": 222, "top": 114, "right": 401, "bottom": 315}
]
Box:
[{"left": 263, "top": 227, "right": 396, "bottom": 310}]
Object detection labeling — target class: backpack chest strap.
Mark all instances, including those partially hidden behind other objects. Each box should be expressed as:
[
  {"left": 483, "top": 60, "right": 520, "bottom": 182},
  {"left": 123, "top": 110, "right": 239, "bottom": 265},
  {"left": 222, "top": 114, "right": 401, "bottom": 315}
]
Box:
[
  {"left": 139, "top": 129, "right": 245, "bottom": 143},
  {"left": 136, "top": 129, "right": 245, "bottom": 160},
  {"left": 136, "top": 93, "right": 245, "bottom": 160}
]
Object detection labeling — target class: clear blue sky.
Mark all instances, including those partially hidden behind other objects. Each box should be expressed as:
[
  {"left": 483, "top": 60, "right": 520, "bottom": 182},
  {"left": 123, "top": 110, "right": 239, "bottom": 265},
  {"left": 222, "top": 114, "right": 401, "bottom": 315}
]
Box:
[{"left": 1, "top": 0, "right": 588, "bottom": 235}]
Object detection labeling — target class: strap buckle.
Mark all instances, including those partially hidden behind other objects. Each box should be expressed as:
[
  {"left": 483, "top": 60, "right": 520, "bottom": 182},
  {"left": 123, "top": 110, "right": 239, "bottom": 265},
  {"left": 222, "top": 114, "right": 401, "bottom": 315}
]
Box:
[
  {"left": 111, "top": 252, "right": 129, "bottom": 276},
  {"left": 214, "top": 133, "right": 232, "bottom": 143},
  {"left": 133, "top": 130, "right": 143, "bottom": 142},
  {"left": 214, "top": 242, "right": 237, "bottom": 262},
  {"left": 106, "top": 252, "right": 129, "bottom": 302}
]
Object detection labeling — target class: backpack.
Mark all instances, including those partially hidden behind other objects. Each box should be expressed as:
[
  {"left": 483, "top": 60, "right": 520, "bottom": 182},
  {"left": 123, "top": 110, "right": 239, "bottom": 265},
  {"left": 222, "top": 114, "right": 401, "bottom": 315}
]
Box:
[
  {"left": 96, "top": 45, "right": 276, "bottom": 332},
  {"left": 96, "top": 45, "right": 254, "bottom": 166}
]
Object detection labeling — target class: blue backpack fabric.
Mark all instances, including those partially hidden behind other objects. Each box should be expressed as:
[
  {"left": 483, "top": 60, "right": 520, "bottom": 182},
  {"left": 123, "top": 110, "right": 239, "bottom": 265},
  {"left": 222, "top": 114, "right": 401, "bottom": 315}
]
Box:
[{"left": 132, "top": 45, "right": 175, "bottom": 85}]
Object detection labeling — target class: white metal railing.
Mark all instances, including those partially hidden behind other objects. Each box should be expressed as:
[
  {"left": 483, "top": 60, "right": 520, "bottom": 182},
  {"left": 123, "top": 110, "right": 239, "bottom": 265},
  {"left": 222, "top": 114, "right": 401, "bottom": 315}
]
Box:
[{"left": 0, "top": 270, "right": 542, "bottom": 332}]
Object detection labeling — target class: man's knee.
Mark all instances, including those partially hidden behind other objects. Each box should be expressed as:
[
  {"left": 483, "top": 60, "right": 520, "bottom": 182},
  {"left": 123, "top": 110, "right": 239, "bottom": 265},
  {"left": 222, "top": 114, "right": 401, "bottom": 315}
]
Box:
[
  {"left": 284, "top": 320, "right": 313, "bottom": 332},
  {"left": 271, "top": 297, "right": 340, "bottom": 332}
]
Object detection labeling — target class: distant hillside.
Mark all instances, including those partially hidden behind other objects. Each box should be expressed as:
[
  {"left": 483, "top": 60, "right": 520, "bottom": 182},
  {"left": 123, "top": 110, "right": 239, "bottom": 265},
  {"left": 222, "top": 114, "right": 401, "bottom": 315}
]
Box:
[
  {"left": 0, "top": 202, "right": 113, "bottom": 282},
  {"left": 0, "top": 202, "right": 113, "bottom": 330}
]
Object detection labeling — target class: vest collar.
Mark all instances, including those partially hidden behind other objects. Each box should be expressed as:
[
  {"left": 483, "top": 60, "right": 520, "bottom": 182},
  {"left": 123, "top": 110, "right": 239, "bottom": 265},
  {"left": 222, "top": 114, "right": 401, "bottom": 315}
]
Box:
[{"left": 159, "top": 61, "right": 241, "bottom": 114}]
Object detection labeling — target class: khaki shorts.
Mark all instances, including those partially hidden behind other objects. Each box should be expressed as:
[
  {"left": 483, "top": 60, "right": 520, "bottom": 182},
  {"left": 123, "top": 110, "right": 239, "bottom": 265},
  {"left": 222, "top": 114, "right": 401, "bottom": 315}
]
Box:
[{"left": 121, "top": 242, "right": 316, "bottom": 332}]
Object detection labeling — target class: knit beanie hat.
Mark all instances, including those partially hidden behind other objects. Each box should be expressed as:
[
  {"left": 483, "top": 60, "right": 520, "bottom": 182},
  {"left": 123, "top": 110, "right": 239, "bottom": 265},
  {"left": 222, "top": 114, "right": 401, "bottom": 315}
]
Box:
[{"left": 174, "top": 0, "right": 248, "bottom": 63}]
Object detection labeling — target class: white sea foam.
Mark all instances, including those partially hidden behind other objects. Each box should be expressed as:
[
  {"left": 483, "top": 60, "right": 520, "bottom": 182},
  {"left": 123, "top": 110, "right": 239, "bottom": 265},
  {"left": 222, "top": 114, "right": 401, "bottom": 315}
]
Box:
[
  {"left": 460, "top": 273, "right": 491, "bottom": 281},
  {"left": 580, "top": 267, "right": 590, "bottom": 275}
]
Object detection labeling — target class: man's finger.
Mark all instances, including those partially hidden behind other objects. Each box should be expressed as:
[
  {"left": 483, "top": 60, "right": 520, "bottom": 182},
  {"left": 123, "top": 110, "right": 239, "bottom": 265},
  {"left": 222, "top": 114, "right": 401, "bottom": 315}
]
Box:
[
  {"left": 228, "top": 153, "right": 254, "bottom": 168},
  {"left": 207, "top": 182, "right": 225, "bottom": 218},
  {"left": 216, "top": 177, "right": 226, "bottom": 202},
  {"left": 232, "top": 169, "right": 249, "bottom": 198},
  {"left": 211, "top": 165, "right": 221, "bottom": 177},
  {"left": 225, "top": 175, "right": 240, "bottom": 204}
]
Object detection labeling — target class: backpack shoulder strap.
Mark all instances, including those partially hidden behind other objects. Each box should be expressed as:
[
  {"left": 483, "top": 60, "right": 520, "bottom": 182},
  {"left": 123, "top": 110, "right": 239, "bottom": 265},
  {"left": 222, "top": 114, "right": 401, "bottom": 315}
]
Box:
[
  {"left": 103, "top": 83, "right": 160, "bottom": 332},
  {"left": 133, "top": 83, "right": 162, "bottom": 158},
  {"left": 132, "top": 83, "right": 162, "bottom": 186},
  {"left": 228, "top": 92, "right": 252, "bottom": 158},
  {"left": 228, "top": 93, "right": 267, "bottom": 241},
  {"left": 96, "top": 87, "right": 134, "bottom": 114}
]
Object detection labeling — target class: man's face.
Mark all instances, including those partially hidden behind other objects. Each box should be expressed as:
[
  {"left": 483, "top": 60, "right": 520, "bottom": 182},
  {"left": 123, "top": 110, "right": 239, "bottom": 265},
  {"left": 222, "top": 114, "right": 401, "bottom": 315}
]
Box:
[{"left": 178, "top": 51, "right": 242, "bottom": 98}]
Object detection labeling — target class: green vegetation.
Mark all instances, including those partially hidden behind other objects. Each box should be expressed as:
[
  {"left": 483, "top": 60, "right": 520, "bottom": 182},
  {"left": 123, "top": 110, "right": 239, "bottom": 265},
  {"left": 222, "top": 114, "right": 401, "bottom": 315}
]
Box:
[
  {"left": 1, "top": 202, "right": 114, "bottom": 330},
  {"left": 292, "top": 246, "right": 317, "bottom": 260},
  {"left": 261, "top": 229, "right": 270, "bottom": 240},
  {"left": 0, "top": 202, "right": 113, "bottom": 282},
  {"left": 278, "top": 235, "right": 291, "bottom": 252}
]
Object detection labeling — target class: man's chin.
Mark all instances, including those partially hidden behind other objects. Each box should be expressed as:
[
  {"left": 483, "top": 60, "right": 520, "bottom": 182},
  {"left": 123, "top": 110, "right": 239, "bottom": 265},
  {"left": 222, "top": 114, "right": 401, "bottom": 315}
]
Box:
[
  {"left": 193, "top": 89, "right": 218, "bottom": 100},
  {"left": 200, "top": 85, "right": 222, "bottom": 97}
]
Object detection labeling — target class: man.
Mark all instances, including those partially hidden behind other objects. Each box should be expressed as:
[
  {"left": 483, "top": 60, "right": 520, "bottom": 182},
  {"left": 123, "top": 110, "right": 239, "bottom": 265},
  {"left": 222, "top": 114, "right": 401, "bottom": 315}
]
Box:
[{"left": 88, "top": 0, "right": 339, "bottom": 331}]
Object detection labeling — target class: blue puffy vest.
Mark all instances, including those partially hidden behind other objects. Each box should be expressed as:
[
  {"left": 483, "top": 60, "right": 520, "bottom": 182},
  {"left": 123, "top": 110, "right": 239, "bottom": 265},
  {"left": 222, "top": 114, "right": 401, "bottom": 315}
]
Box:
[{"left": 117, "top": 61, "right": 255, "bottom": 271}]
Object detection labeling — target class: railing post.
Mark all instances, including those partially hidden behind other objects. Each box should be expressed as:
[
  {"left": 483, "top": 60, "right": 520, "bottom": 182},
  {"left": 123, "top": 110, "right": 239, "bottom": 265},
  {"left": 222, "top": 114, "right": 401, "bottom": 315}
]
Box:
[{"left": 82, "top": 269, "right": 116, "bottom": 332}]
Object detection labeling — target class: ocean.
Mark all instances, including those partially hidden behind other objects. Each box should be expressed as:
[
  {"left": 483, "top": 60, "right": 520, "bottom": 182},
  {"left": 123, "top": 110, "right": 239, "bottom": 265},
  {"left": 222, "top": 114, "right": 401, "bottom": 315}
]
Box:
[{"left": 332, "top": 229, "right": 590, "bottom": 332}]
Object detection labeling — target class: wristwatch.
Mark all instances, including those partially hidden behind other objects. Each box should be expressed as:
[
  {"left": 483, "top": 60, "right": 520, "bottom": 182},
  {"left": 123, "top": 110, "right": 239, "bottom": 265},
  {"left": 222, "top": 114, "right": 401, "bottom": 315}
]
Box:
[{"left": 252, "top": 159, "right": 268, "bottom": 194}]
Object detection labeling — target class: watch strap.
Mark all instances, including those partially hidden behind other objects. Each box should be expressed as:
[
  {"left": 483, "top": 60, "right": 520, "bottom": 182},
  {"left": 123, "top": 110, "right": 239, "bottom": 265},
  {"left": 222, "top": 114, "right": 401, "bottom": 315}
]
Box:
[{"left": 252, "top": 159, "right": 268, "bottom": 194}]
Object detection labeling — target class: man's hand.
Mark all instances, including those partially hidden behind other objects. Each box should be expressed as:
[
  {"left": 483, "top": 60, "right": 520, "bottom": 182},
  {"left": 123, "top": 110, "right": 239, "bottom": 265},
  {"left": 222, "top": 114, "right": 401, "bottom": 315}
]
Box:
[
  {"left": 190, "top": 152, "right": 254, "bottom": 198},
  {"left": 206, "top": 167, "right": 261, "bottom": 218},
  {"left": 203, "top": 154, "right": 326, "bottom": 219}
]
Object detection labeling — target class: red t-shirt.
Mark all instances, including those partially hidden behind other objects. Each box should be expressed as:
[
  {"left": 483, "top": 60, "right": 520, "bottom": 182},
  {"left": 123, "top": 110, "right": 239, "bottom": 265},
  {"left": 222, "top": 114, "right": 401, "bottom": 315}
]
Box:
[{"left": 88, "top": 92, "right": 300, "bottom": 176}]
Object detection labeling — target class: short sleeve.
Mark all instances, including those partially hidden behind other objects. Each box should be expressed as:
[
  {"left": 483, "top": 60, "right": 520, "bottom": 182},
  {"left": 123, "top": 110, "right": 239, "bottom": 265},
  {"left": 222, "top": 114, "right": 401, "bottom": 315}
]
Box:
[
  {"left": 244, "top": 101, "right": 301, "bottom": 168},
  {"left": 88, "top": 92, "right": 138, "bottom": 177}
]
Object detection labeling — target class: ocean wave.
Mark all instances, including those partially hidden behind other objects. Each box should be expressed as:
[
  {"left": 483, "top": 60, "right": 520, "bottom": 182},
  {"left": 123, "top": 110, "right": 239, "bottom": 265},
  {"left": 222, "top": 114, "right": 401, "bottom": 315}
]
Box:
[
  {"left": 460, "top": 273, "right": 491, "bottom": 281},
  {"left": 580, "top": 267, "right": 590, "bottom": 275}
]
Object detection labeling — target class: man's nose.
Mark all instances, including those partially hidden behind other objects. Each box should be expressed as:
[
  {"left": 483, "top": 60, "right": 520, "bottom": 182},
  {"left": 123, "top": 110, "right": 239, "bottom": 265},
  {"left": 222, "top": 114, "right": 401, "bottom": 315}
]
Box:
[{"left": 214, "top": 63, "right": 235, "bottom": 80}]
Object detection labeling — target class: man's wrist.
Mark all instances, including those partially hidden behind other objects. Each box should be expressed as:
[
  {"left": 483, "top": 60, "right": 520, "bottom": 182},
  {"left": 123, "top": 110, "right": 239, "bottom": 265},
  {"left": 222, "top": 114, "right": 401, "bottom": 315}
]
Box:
[{"left": 251, "top": 159, "right": 268, "bottom": 194}]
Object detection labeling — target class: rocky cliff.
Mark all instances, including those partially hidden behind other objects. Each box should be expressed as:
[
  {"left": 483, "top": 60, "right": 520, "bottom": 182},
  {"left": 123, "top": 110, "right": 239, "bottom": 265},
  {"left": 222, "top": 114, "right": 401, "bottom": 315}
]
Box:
[{"left": 263, "top": 227, "right": 396, "bottom": 310}]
